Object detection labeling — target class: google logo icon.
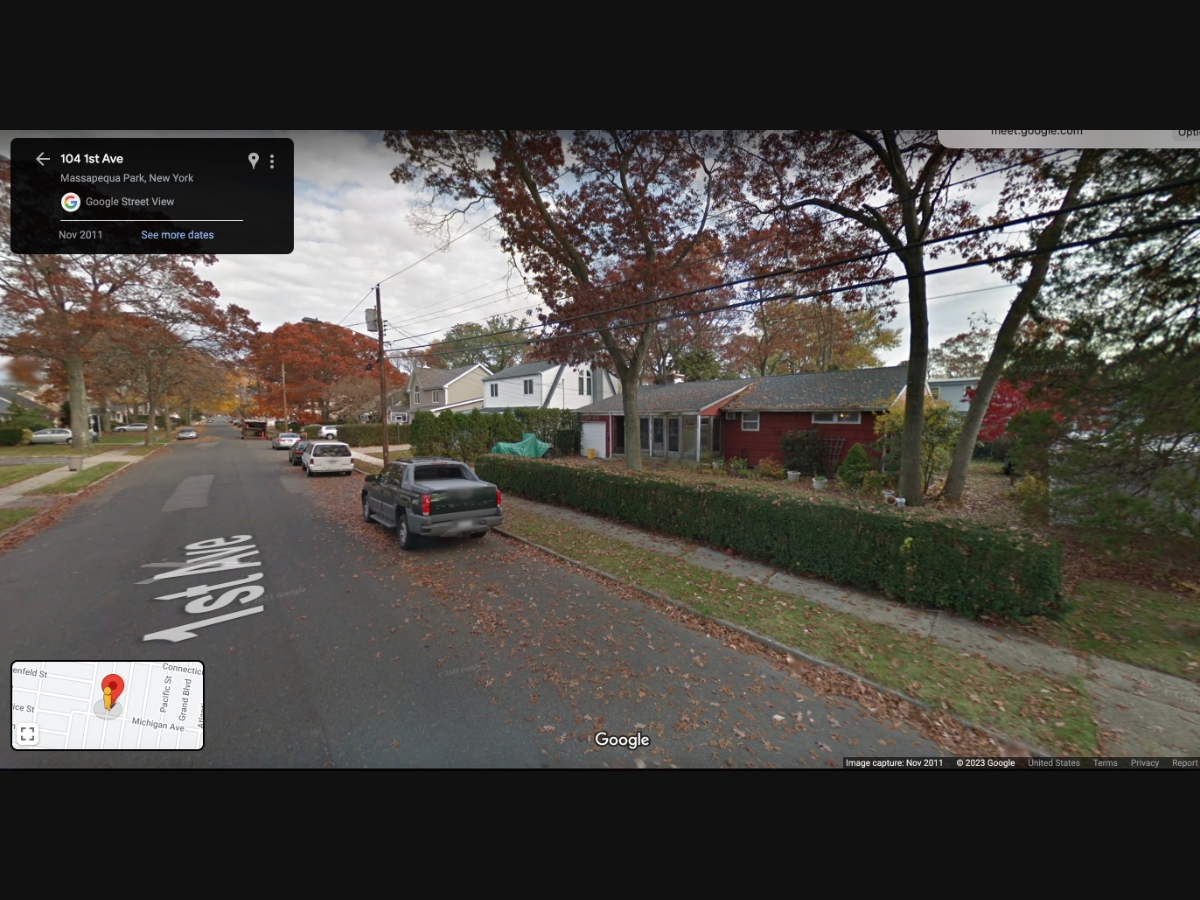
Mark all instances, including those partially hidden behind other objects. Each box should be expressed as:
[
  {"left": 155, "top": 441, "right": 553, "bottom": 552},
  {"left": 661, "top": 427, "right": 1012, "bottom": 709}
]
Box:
[{"left": 61, "top": 193, "right": 81, "bottom": 212}]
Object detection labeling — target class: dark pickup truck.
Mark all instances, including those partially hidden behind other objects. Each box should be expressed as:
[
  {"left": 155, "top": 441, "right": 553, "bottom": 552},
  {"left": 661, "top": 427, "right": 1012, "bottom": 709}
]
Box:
[{"left": 361, "top": 457, "right": 503, "bottom": 549}]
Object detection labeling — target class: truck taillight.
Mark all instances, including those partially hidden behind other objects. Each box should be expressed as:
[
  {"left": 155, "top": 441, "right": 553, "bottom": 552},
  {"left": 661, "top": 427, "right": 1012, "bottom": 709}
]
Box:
[
  {"left": 420, "top": 494, "right": 430, "bottom": 516},
  {"left": 496, "top": 489, "right": 502, "bottom": 507}
]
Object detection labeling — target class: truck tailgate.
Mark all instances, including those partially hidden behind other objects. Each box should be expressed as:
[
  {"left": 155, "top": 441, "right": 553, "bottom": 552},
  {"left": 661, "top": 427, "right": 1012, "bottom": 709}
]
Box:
[{"left": 415, "top": 479, "right": 498, "bottom": 515}]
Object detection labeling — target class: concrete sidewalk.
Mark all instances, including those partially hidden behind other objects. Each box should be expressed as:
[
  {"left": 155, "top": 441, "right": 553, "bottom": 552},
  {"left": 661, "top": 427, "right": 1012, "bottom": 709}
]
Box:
[
  {"left": 0, "top": 445, "right": 155, "bottom": 509},
  {"left": 501, "top": 495, "right": 1200, "bottom": 757}
]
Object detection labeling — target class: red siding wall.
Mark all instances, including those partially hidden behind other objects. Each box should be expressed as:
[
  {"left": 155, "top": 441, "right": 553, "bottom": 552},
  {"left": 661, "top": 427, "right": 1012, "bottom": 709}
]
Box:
[{"left": 723, "top": 412, "right": 878, "bottom": 468}]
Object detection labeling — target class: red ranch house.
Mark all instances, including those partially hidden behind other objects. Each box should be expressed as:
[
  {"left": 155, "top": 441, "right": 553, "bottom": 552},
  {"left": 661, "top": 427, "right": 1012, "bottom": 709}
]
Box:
[
  {"left": 578, "top": 365, "right": 919, "bottom": 467},
  {"left": 722, "top": 365, "right": 915, "bottom": 468}
]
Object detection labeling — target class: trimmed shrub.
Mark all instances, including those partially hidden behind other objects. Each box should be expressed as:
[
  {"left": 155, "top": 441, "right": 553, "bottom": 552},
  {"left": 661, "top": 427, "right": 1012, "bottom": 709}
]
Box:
[
  {"left": 0, "top": 428, "right": 25, "bottom": 447},
  {"left": 476, "top": 456, "right": 1065, "bottom": 620},
  {"left": 837, "top": 443, "right": 872, "bottom": 489},
  {"left": 781, "top": 428, "right": 823, "bottom": 476},
  {"left": 755, "top": 456, "right": 786, "bottom": 479}
]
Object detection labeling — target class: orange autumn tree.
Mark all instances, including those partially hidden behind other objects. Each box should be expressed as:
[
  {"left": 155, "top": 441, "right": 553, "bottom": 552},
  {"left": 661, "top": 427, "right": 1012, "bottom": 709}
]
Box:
[{"left": 248, "top": 320, "right": 405, "bottom": 424}]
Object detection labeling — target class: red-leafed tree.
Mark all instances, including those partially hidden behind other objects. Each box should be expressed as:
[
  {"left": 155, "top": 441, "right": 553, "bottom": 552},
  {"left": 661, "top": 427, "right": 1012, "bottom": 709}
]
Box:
[
  {"left": 968, "top": 379, "right": 1060, "bottom": 441},
  {"left": 385, "top": 131, "right": 748, "bottom": 470},
  {"left": 248, "top": 321, "right": 405, "bottom": 423}
]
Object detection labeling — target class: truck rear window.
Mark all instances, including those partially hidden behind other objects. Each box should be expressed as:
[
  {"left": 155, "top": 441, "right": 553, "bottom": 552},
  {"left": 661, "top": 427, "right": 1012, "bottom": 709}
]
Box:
[{"left": 414, "top": 465, "right": 468, "bottom": 480}]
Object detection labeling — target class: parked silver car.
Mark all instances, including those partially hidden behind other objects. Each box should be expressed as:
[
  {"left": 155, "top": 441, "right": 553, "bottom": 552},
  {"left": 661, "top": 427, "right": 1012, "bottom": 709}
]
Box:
[
  {"left": 272, "top": 432, "right": 301, "bottom": 450},
  {"left": 30, "top": 428, "right": 74, "bottom": 444}
]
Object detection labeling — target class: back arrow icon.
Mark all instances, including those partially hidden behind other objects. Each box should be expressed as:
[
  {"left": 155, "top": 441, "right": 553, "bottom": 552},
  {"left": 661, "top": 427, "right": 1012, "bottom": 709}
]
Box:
[{"left": 36, "top": 153, "right": 49, "bottom": 166}]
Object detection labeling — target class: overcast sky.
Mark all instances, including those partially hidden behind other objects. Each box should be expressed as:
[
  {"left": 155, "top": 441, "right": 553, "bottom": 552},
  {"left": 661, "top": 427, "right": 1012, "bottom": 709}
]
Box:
[{"left": 0, "top": 130, "right": 1028, "bottom": 382}]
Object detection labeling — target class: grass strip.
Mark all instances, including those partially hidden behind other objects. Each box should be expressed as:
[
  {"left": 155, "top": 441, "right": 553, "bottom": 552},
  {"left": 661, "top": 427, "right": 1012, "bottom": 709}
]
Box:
[
  {"left": 501, "top": 504, "right": 1098, "bottom": 755},
  {"left": 0, "top": 464, "right": 60, "bottom": 488},
  {"left": 29, "top": 463, "right": 126, "bottom": 494},
  {"left": 0, "top": 508, "right": 39, "bottom": 530},
  {"left": 119, "top": 446, "right": 159, "bottom": 456},
  {"left": 0, "top": 445, "right": 114, "bottom": 458}
]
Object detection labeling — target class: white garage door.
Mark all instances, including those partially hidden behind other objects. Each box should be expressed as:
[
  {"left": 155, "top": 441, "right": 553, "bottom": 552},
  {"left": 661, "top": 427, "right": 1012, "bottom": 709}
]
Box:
[{"left": 582, "top": 422, "right": 607, "bottom": 458}]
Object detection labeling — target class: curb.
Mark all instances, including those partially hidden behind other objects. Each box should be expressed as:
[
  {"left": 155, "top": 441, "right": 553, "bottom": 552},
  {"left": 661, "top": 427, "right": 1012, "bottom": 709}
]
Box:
[{"left": 494, "top": 525, "right": 1055, "bottom": 759}]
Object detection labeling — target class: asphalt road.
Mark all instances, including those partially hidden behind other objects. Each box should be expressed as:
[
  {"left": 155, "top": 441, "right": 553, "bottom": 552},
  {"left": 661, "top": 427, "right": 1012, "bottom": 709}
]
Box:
[{"left": 3, "top": 423, "right": 944, "bottom": 767}]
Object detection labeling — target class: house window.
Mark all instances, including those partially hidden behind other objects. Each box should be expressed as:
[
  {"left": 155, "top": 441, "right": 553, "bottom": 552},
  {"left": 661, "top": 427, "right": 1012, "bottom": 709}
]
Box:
[
  {"left": 415, "top": 390, "right": 420, "bottom": 404},
  {"left": 490, "top": 384, "right": 498, "bottom": 398},
  {"left": 587, "top": 370, "right": 592, "bottom": 396},
  {"left": 741, "top": 412, "right": 760, "bottom": 432},
  {"left": 931, "top": 387, "right": 941, "bottom": 398},
  {"left": 433, "top": 390, "right": 441, "bottom": 404},
  {"left": 725, "top": 412, "right": 738, "bottom": 420},
  {"left": 668, "top": 418, "right": 679, "bottom": 452},
  {"left": 523, "top": 379, "right": 533, "bottom": 395},
  {"left": 812, "top": 412, "right": 861, "bottom": 424},
  {"left": 579, "top": 374, "right": 585, "bottom": 395}
]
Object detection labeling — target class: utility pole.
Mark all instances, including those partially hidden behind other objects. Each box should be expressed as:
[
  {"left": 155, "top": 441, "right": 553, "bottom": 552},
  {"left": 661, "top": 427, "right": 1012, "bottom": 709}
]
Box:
[
  {"left": 281, "top": 362, "right": 287, "bottom": 432},
  {"left": 376, "top": 284, "right": 389, "bottom": 467}
]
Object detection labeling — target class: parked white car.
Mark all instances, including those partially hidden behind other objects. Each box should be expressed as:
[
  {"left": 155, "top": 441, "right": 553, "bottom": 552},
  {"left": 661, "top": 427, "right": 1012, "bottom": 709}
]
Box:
[
  {"left": 30, "top": 428, "right": 74, "bottom": 444},
  {"left": 113, "top": 423, "right": 151, "bottom": 432},
  {"left": 301, "top": 441, "right": 354, "bottom": 477},
  {"left": 317, "top": 425, "right": 339, "bottom": 439}
]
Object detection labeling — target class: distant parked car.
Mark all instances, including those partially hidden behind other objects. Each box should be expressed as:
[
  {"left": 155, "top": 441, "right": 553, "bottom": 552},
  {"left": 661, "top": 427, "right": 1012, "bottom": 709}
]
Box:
[
  {"left": 317, "top": 425, "right": 339, "bottom": 439},
  {"left": 30, "top": 428, "right": 73, "bottom": 444},
  {"left": 302, "top": 441, "right": 354, "bottom": 477},
  {"left": 272, "top": 432, "right": 301, "bottom": 450},
  {"left": 289, "top": 441, "right": 311, "bottom": 465},
  {"left": 114, "top": 423, "right": 149, "bottom": 432},
  {"left": 177, "top": 428, "right": 198, "bottom": 440}
]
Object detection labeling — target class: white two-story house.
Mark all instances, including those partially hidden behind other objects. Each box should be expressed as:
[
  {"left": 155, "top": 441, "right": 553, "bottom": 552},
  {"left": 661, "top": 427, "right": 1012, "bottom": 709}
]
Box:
[
  {"left": 482, "top": 362, "right": 619, "bottom": 412},
  {"left": 389, "top": 364, "right": 492, "bottom": 422}
]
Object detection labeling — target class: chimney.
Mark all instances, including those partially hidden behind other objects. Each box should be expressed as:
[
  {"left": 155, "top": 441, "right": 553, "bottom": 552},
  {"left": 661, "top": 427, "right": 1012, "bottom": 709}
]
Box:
[{"left": 670, "top": 372, "right": 685, "bottom": 384}]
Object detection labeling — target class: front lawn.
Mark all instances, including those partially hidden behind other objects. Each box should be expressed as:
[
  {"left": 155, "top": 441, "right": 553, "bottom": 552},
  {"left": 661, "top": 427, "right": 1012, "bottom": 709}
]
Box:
[
  {"left": 1017, "top": 580, "right": 1200, "bottom": 682},
  {"left": 0, "top": 464, "right": 61, "bottom": 488},
  {"left": 0, "top": 445, "right": 121, "bottom": 458},
  {"left": 29, "top": 463, "right": 126, "bottom": 494}
]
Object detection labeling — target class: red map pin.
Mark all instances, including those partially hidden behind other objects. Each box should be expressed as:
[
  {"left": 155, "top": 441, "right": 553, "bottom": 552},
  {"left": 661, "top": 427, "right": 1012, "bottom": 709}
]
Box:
[{"left": 102, "top": 674, "right": 124, "bottom": 703}]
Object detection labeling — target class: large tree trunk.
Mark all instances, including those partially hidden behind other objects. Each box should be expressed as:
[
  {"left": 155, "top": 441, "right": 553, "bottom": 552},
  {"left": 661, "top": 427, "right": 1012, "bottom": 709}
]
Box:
[
  {"left": 897, "top": 251, "right": 929, "bottom": 505},
  {"left": 941, "top": 150, "right": 1099, "bottom": 503},
  {"left": 620, "top": 370, "right": 643, "bottom": 472},
  {"left": 65, "top": 356, "right": 90, "bottom": 449}
]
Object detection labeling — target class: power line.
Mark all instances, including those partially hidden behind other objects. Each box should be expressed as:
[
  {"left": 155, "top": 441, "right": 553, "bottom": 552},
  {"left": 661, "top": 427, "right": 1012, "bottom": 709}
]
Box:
[
  {"left": 404, "top": 210, "right": 1200, "bottom": 363},
  {"left": 388, "top": 170, "right": 1200, "bottom": 357},
  {"left": 346, "top": 146, "right": 1073, "bottom": 335},
  {"left": 335, "top": 214, "right": 498, "bottom": 326}
]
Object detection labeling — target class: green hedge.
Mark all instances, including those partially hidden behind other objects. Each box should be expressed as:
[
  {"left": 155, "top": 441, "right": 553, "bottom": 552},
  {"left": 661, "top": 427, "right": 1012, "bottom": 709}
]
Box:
[
  {"left": 302, "top": 423, "right": 411, "bottom": 446},
  {"left": 476, "top": 456, "right": 1065, "bottom": 621},
  {"left": 0, "top": 428, "right": 26, "bottom": 447},
  {"left": 409, "top": 408, "right": 580, "bottom": 463}
]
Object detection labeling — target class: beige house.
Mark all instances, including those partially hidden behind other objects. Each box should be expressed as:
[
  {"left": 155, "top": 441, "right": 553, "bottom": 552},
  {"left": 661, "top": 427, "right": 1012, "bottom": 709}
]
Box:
[{"left": 390, "top": 364, "right": 492, "bottom": 421}]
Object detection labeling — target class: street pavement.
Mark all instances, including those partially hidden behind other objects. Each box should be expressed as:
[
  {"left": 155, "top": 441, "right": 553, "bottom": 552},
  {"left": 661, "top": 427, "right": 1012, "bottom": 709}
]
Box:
[{"left": 2, "top": 423, "right": 944, "bottom": 767}]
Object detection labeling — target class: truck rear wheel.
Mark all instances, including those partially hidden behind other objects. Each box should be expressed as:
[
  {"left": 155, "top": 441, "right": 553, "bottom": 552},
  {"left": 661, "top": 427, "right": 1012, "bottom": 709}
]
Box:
[{"left": 397, "top": 512, "right": 418, "bottom": 550}]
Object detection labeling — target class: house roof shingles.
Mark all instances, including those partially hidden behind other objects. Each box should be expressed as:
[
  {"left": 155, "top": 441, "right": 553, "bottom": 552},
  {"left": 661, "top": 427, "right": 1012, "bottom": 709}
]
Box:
[
  {"left": 412, "top": 365, "right": 487, "bottom": 390},
  {"left": 577, "top": 378, "right": 760, "bottom": 415},
  {"left": 724, "top": 365, "right": 909, "bottom": 411},
  {"left": 482, "top": 362, "right": 558, "bottom": 381},
  {"left": 577, "top": 366, "right": 912, "bottom": 416}
]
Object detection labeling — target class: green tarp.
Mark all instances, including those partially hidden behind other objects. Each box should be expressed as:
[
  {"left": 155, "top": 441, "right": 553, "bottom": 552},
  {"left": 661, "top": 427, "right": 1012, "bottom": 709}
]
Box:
[{"left": 490, "top": 432, "right": 553, "bottom": 458}]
